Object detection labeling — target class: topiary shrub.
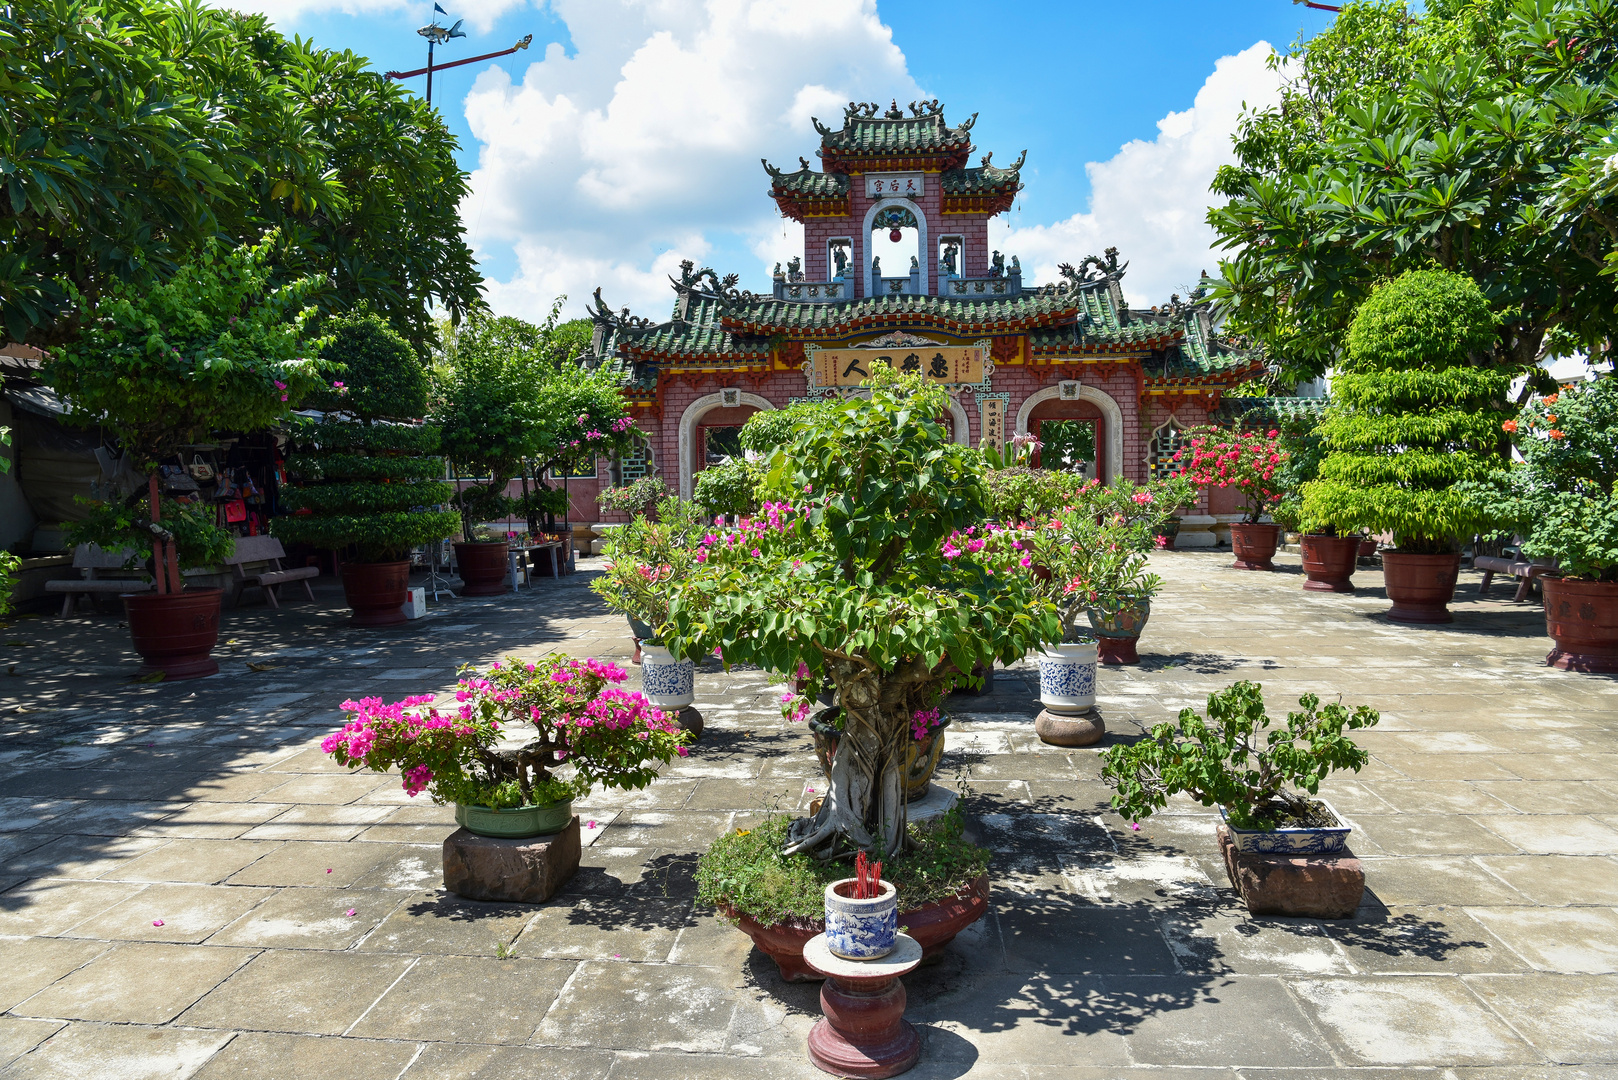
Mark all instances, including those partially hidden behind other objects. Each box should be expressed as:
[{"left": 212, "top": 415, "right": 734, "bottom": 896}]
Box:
[
  {"left": 1301, "top": 269, "right": 1513, "bottom": 553},
  {"left": 272, "top": 315, "right": 458, "bottom": 562}
]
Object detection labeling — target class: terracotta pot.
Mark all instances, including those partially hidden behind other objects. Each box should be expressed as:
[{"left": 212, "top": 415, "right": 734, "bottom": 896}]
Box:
[
  {"left": 727, "top": 874, "right": 990, "bottom": 982},
  {"left": 1230, "top": 523, "right": 1282, "bottom": 570},
  {"left": 454, "top": 541, "right": 510, "bottom": 596},
  {"left": 1381, "top": 551, "right": 1461, "bottom": 624},
  {"left": 1087, "top": 601, "right": 1150, "bottom": 665},
  {"left": 1359, "top": 537, "right": 1378, "bottom": 558},
  {"left": 341, "top": 560, "right": 411, "bottom": 627},
  {"left": 123, "top": 588, "right": 222, "bottom": 680},
  {"left": 1543, "top": 576, "right": 1618, "bottom": 673},
  {"left": 1300, "top": 534, "right": 1359, "bottom": 593}
]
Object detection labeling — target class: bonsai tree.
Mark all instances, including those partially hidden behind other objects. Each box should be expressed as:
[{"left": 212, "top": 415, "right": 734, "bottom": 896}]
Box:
[
  {"left": 1179, "top": 427, "right": 1288, "bottom": 524},
  {"left": 272, "top": 313, "right": 459, "bottom": 562},
  {"left": 1100, "top": 680, "right": 1380, "bottom": 830},
  {"left": 1468, "top": 378, "right": 1618, "bottom": 582},
  {"left": 44, "top": 236, "right": 331, "bottom": 593},
  {"left": 667, "top": 368, "right": 1059, "bottom": 860},
  {"left": 323, "top": 654, "right": 689, "bottom": 810},
  {"left": 1301, "top": 269, "right": 1513, "bottom": 552}
]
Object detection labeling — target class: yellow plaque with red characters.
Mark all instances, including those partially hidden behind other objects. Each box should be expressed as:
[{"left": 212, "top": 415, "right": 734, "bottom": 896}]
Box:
[{"left": 811, "top": 346, "right": 985, "bottom": 387}]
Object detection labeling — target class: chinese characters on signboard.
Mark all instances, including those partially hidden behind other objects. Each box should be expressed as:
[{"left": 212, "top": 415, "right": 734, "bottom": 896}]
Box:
[
  {"left": 811, "top": 346, "right": 985, "bottom": 388},
  {"left": 864, "top": 172, "right": 925, "bottom": 198},
  {"left": 979, "top": 398, "right": 1006, "bottom": 453}
]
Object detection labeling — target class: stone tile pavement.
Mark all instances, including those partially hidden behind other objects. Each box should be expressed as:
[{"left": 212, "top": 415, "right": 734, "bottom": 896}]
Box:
[{"left": 0, "top": 552, "right": 1616, "bottom": 1078}]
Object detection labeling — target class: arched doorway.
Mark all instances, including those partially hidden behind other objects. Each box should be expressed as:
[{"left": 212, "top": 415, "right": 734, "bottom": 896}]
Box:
[
  {"left": 1015, "top": 384, "right": 1124, "bottom": 484},
  {"left": 676, "top": 391, "right": 776, "bottom": 498},
  {"left": 862, "top": 197, "right": 929, "bottom": 297}
]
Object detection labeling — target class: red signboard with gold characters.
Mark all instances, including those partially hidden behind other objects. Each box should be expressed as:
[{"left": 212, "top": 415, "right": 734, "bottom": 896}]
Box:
[{"left": 810, "top": 345, "right": 985, "bottom": 387}]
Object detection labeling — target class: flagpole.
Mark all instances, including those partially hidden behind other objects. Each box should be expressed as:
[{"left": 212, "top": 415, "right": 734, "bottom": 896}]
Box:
[{"left": 426, "top": 38, "right": 434, "bottom": 104}]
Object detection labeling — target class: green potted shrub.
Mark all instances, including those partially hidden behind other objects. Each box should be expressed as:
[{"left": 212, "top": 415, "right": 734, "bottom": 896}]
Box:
[
  {"left": 1467, "top": 378, "right": 1618, "bottom": 671},
  {"left": 272, "top": 313, "right": 459, "bottom": 624},
  {"left": 591, "top": 507, "right": 705, "bottom": 693},
  {"left": 323, "top": 654, "right": 688, "bottom": 847},
  {"left": 1100, "top": 680, "right": 1380, "bottom": 914},
  {"left": 44, "top": 237, "right": 330, "bottom": 678},
  {"left": 692, "top": 457, "right": 762, "bottom": 522},
  {"left": 1302, "top": 269, "right": 1513, "bottom": 622}
]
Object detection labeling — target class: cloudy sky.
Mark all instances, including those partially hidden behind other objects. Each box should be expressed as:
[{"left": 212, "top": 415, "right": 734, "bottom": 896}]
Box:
[{"left": 238, "top": 0, "right": 1334, "bottom": 322}]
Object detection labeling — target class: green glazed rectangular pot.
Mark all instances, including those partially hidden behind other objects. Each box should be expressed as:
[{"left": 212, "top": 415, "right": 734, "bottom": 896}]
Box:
[{"left": 454, "top": 799, "right": 573, "bottom": 838}]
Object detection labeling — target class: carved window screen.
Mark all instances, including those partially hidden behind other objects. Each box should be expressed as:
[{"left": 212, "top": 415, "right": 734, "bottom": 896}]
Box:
[
  {"left": 1147, "top": 418, "right": 1189, "bottom": 480},
  {"left": 613, "top": 435, "right": 653, "bottom": 485}
]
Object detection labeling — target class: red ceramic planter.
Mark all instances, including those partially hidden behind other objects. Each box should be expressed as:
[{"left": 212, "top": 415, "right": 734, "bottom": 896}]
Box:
[
  {"left": 454, "top": 541, "right": 510, "bottom": 596},
  {"left": 1381, "top": 551, "right": 1461, "bottom": 624},
  {"left": 1230, "top": 523, "right": 1282, "bottom": 570},
  {"left": 1543, "top": 576, "right": 1618, "bottom": 673},
  {"left": 124, "top": 588, "right": 222, "bottom": 680},
  {"left": 1300, "top": 534, "right": 1359, "bottom": 593},
  {"left": 727, "top": 875, "right": 990, "bottom": 982},
  {"left": 342, "top": 560, "right": 410, "bottom": 627}
]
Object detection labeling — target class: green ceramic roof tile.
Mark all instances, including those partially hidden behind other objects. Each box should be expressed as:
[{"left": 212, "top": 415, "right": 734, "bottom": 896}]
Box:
[
  {"left": 721, "top": 289, "right": 1080, "bottom": 335},
  {"left": 819, "top": 110, "right": 974, "bottom": 155},
  {"left": 763, "top": 165, "right": 851, "bottom": 197},
  {"left": 940, "top": 159, "right": 1024, "bottom": 196}
]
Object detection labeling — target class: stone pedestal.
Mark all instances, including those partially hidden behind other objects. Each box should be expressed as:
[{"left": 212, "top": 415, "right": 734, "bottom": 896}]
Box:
[
  {"left": 677, "top": 706, "right": 704, "bottom": 741},
  {"left": 1174, "top": 514, "right": 1217, "bottom": 549},
  {"left": 1035, "top": 707, "right": 1105, "bottom": 747},
  {"left": 803, "top": 932, "right": 922, "bottom": 1078},
  {"left": 1217, "top": 825, "right": 1363, "bottom": 919},
  {"left": 442, "top": 818, "right": 581, "bottom": 903}
]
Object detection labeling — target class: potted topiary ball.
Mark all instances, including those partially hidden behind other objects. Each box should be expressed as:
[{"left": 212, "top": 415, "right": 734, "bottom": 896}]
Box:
[
  {"left": 272, "top": 312, "right": 458, "bottom": 625},
  {"left": 1302, "top": 270, "right": 1513, "bottom": 622},
  {"left": 45, "top": 237, "right": 332, "bottom": 678}
]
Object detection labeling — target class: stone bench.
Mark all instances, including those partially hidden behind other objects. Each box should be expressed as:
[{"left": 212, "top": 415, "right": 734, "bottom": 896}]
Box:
[{"left": 43, "top": 545, "right": 153, "bottom": 616}]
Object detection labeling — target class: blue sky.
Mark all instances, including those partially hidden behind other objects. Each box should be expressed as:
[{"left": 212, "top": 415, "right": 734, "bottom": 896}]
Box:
[{"left": 244, "top": 0, "right": 1337, "bottom": 319}]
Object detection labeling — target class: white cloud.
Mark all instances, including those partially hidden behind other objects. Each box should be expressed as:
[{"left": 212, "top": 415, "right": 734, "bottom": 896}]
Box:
[
  {"left": 992, "top": 41, "right": 1287, "bottom": 307},
  {"left": 461, "top": 0, "right": 921, "bottom": 320},
  {"left": 235, "top": 0, "right": 526, "bottom": 34}
]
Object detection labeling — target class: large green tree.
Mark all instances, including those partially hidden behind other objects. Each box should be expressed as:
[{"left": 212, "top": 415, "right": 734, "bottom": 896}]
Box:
[
  {"left": 1209, "top": 0, "right": 1618, "bottom": 384},
  {"left": 1, "top": 0, "right": 481, "bottom": 349}
]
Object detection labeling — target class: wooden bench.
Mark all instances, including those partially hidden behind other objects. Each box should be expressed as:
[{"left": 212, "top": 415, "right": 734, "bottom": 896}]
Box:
[
  {"left": 44, "top": 545, "right": 154, "bottom": 616},
  {"left": 1475, "top": 550, "right": 1557, "bottom": 602},
  {"left": 223, "top": 535, "right": 319, "bottom": 609}
]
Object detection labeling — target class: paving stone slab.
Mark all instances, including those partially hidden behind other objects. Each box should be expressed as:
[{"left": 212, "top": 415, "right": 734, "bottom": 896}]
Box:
[
  {"left": 1323, "top": 904, "right": 1530, "bottom": 974},
  {"left": 189, "top": 1032, "right": 422, "bottom": 1080},
  {"left": 1354, "top": 855, "right": 1530, "bottom": 907},
  {"left": 1464, "top": 906, "right": 1618, "bottom": 972},
  {"left": 224, "top": 840, "right": 400, "bottom": 887},
  {"left": 0, "top": 1022, "right": 234, "bottom": 1080},
  {"left": 1111, "top": 973, "right": 1337, "bottom": 1068},
  {"left": 515, "top": 896, "right": 692, "bottom": 962},
  {"left": 64, "top": 882, "right": 274, "bottom": 944},
  {"left": 1474, "top": 854, "right": 1618, "bottom": 905},
  {"left": 0, "top": 938, "right": 109, "bottom": 1011},
  {"left": 178, "top": 949, "right": 415, "bottom": 1035},
  {"left": 1465, "top": 973, "right": 1618, "bottom": 1064},
  {"left": 0, "top": 1018, "right": 63, "bottom": 1072},
  {"left": 12, "top": 942, "right": 256, "bottom": 1024},
  {"left": 100, "top": 839, "right": 282, "bottom": 884},
  {"left": 0, "top": 878, "right": 145, "bottom": 937},
  {"left": 398, "top": 1043, "right": 616, "bottom": 1080},
  {"left": 531, "top": 961, "right": 737, "bottom": 1053},
  {"left": 1286, "top": 975, "right": 1539, "bottom": 1066},
  {"left": 350, "top": 954, "right": 574, "bottom": 1043}
]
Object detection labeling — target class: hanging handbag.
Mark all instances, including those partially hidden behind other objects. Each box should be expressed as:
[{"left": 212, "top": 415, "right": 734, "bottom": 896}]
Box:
[
  {"left": 187, "top": 454, "right": 215, "bottom": 482},
  {"left": 223, "top": 499, "right": 248, "bottom": 523}
]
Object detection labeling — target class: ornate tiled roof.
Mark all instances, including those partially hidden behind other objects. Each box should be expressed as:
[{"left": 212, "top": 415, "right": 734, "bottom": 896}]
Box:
[
  {"left": 940, "top": 152, "right": 1025, "bottom": 214},
  {"left": 762, "top": 159, "right": 852, "bottom": 219},
  {"left": 814, "top": 100, "right": 976, "bottom": 172},
  {"left": 721, "top": 288, "right": 1082, "bottom": 338}
]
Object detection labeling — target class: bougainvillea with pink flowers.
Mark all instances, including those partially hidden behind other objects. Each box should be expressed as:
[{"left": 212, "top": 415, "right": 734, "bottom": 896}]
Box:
[
  {"left": 1177, "top": 428, "right": 1289, "bottom": 523},
  {"left": 322, "top": 654, "right": 689, "bottom": 810}
]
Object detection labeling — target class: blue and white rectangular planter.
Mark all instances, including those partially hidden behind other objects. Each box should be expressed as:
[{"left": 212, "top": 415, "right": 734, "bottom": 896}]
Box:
[{"left": 1219, "top": 799, "right": 1350, "bottom": 855}]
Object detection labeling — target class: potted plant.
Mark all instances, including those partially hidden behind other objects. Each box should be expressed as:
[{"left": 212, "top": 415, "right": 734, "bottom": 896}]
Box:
[
  {"left": 1466, "top": 378, "right": 1618, "bottom": 671},
  {"left": 1266, "top": 407, "right": 1361, "bottom": 592},
  {"left": 1100, "top": 680, "right": 1380, "bottom": 914},
  {"left": 1302, "top": 270, "right": 1513, "bottom": 622},
  {"left": 668, "top": 367, "right": 1058, "bottom": 861},
  {"left": 692, "top": 457, "right": 763, "bottom": 522},
  {"left": 696, "top": 810, "right": 991, "bottom": 982},
  {"left": 272, "top": 313, "right": 459, "bottom": 625},
  {"left": 591, "top": 509, "right": 706, "bottom": 699},
  {"left": 322, "top": 654, "right": 690, "bottom": 840},
  {"left": 44, "top": 237, "right": 331, "bottom": 678},
  {"left": 1179, "top": 427, "right": 1288, "bottom": 570},
  {"left": 596, "top": 475, "right": 668, "bottom": 521}
]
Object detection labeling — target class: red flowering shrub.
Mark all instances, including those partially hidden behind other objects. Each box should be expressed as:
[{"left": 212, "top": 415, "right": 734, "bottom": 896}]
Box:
[{"left": 1177, "top": 429, "right": 1288, "bottom": 523}]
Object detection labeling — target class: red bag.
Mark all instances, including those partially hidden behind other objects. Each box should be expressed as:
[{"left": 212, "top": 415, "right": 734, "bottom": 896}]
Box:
[{"left": 223, "top": 499, "right": 248, "bottom": 523}]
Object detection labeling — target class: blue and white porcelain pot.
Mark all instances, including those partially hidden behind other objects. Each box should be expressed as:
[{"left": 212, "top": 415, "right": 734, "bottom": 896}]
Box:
[
  {"left": 640, "top": 643, "right": 695, "bottom": 711},
  {"left": 824, "top": 878, "right": 898, "bottom": 960},
  {"left": 1219, "top": 798, "right": 1351, "bottom": 855},
  {"left": 1036, "top": 640, "right": 1098, "bottom": 715}
]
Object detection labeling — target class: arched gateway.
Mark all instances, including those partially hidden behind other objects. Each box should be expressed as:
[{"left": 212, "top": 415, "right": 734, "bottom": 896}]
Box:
[{"left": 572, "top": 100, "right": 1264, "bottom": 520}]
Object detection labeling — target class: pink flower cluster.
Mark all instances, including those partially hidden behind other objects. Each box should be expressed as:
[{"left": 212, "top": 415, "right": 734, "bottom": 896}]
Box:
[
  {"left": 697, "top": 502, "right": 802, "bottom": 559},
  {"left": 911, "top": 706, "right": 943, "bottom": 741}
]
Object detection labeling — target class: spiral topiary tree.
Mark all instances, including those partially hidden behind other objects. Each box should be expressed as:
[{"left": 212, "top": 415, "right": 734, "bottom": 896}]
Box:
[
  {"left": 1302, "top": 269, "right": 1512, "bottom": 553},
  {"left": 273, "top": 312, "right": 459, "bottom": 563}
]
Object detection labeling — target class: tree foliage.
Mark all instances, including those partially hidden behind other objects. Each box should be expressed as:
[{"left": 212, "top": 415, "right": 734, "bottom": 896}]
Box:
[
  {"left": 1302, "top": 270, "right": 1513, "bottom": 550},
  {"left": 2, "top": 0, "right": 482, "bottom": 349},
  {"left": 1209, "top": 0, "right": 1618, "bottom": 382}
]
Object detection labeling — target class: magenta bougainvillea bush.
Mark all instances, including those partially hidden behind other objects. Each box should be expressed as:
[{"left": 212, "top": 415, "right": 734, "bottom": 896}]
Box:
[
  {"left": 1178, "top": 429, "right": 1288, "bottom": 523},
  {"left": 322, "top": 654, "right": 688, "bottom": 809}
]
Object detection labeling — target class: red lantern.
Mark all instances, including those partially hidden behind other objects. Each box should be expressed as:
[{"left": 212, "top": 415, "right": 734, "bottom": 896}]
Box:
[{"left": 889, "top": 228, "right": 902, "bottom": 243}]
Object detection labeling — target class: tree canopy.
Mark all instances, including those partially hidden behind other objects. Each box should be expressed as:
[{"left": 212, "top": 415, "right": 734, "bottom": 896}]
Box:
[
  {"left": 1, "top": 0, "right": 482, "bottom": 350},
  {"left": 1209, "top": 0, "right": 1618, "bottom": 383}
]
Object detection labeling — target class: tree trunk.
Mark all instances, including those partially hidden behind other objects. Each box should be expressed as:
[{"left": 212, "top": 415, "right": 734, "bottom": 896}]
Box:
[{"left": 783, "top": 659, "right": 926, "bottom": 862}]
